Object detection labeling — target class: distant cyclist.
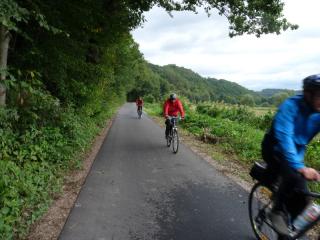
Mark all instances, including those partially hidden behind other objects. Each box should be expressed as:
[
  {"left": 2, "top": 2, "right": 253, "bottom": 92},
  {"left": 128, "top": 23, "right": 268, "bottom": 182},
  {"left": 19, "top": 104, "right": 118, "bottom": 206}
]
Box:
[
  {"left": 136, "top": 96, "right": 144, "bottom": 116},
  {"left": 262, "top": 74, "right": 320, "bottom": 236},
  {"left": 163, "top": 93, "right": 185, "bottom": 138}
]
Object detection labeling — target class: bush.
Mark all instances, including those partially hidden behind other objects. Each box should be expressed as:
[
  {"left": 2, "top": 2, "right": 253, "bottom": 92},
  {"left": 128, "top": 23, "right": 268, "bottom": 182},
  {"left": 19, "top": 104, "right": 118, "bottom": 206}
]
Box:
[
  {"left": 0, "top": 101, "right": 119, "bottom": 239},
  {"left": 180, "top": 111, "right": 264, "bottom": 162},
  {"left": 144, "top": 94, "right": 156, "bottom": 103},
  {"left": 196, "top": 102, "right": 273, "bottom": 130}
]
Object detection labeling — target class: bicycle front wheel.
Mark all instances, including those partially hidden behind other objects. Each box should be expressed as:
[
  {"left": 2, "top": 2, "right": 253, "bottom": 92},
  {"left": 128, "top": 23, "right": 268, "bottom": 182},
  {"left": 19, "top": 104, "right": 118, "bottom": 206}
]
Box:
[
  {"left": 172, "top": 129, "right": 179, "bottom": 154},
  {"left": 249, "top": 182, "right": 279, "bottom": 240}
]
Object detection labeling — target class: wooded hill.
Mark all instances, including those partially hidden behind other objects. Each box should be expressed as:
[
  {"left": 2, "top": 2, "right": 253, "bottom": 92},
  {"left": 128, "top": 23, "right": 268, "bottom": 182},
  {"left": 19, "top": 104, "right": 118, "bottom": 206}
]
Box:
[
  {"left": 134, "top": 63, "right": 295, "bottom": 106},
  {"left": 148, "top": 64, "right": 255, "bottom": 102},
  {"left": 257, "top": 88, "right": 300, "bottom": 97}
]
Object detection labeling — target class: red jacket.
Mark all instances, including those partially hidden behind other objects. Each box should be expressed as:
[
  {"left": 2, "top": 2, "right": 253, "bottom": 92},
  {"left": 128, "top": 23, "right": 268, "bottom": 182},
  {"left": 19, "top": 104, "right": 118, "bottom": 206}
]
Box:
[
  {"left": 136, "top": 99, "right": 144, "bottom": 106},
  {"left": 163, "top": 98, "right": 185, "bottom": 118}
]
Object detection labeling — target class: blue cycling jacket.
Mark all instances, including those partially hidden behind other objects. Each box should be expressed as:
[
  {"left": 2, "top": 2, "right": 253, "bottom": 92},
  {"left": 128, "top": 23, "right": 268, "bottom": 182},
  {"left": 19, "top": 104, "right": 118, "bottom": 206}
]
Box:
[{"left": 270, "top": 95, "right": 320, "bottom": 170}]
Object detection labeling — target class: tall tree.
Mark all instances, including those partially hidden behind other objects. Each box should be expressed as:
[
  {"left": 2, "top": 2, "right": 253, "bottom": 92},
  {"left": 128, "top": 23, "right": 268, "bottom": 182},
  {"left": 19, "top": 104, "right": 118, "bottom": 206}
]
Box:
[
  {"left": 0, "top": 0, "right": 60, "bottom": 106},
  {"left": 0, "top": 1, "right": 28, "bottom": 106}
]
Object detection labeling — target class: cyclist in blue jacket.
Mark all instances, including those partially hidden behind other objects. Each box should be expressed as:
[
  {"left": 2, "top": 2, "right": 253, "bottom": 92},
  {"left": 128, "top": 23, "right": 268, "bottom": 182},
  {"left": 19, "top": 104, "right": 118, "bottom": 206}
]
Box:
[{"left": 262, "top": 74, "right": 320, "bottom": 235}]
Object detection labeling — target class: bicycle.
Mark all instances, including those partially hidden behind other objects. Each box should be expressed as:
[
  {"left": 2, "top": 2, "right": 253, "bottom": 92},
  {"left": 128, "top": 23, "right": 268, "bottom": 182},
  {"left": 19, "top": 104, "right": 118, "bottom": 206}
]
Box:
[
  {"left": 166, "top": 116, "right": 180, "bottom": 154},
  {"left": 248, "top": 162, "right": 320, "bottom": 240}
]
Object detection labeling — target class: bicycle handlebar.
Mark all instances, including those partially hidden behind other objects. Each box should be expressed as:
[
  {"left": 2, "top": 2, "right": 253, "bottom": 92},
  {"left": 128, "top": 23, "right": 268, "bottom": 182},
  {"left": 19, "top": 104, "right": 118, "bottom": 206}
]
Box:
[
  {"left": 308, "top": 192, "right": 320, "bottom": 198},
  {"left": 167, "top": 116, "right": 181, "bottom": 120},
  {"left": 295, "top": 189, "right": 320, "bottom": 198}
]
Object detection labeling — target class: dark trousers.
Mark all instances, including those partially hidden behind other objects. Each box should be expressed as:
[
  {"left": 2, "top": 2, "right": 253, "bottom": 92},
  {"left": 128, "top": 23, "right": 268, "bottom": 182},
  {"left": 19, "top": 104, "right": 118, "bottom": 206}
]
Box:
[
  {"left": 262, "top": 134, "right": 309, "bottom": 220},
  {"left": 165, "top": 119, "right": 172, "bottom": 136},
  {"left": 137, "top": 106, "right": 142, "bottom": 111}
]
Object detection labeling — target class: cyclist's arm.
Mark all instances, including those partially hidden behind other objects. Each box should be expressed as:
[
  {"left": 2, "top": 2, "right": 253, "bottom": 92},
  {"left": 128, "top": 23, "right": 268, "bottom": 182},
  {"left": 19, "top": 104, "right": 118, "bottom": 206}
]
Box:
[
  {"left": 164, "top": 102, "right": 169, "bottom": 118},
  {"left": 177, "top": 100, "right": 185, "bottom": 118},
  {"left": 298, "top": 167, "right": 320, "bottom": 181},
  {"left": 273, "top": 100, "right": 304, "bottom": 170}
]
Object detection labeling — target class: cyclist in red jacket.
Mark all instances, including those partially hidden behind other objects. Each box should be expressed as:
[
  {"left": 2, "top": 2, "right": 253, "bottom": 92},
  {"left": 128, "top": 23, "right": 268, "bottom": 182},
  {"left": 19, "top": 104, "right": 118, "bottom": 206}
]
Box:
[
  {"left": 136, "top": 96, "right": 144, "bottom": 113},
  {"left": 163, "top": 93, "right": 185, "bottom": 138}
]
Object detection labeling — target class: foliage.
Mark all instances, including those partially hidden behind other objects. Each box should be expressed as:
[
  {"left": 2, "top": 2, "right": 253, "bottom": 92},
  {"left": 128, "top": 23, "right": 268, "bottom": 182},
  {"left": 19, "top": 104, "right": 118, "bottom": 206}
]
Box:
[
  {"left": 272, "top": 92, "right": 290, "bottom": 106},
  {"left": 1, "top": 0, "right": 143, "bottom": 237},
  {"left": 0, "top": 101, "right": 119, "bottom": 238},
  {"left": 196, "top": 102, "right": 273, "bottom": 130},
  {"left": 0, "top": 1, "right": 29, "bottom": 32},
  {"left": 146, "top": 63, "right": 258, "bottom": 103},
  {"left": 240, "top": 94, "right": 255, "bottom": 106},
  {"left": 257, "top": 88, "right": 298, "bottom": 98},
  {"left": 138, "top": 63, "right": 299, "bottom": 107},
  {"left": 124, "top": 0, "right": 298, "bottom": 37}
]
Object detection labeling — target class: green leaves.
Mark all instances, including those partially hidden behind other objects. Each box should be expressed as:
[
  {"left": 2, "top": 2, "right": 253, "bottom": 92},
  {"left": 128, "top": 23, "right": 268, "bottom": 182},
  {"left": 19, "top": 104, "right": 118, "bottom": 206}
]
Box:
[
  {"left": 0, "top": 0, "right": 29, "bottom": 31},
  {"left": 0, "top": 0, "right": 63, "bottom": 36},
  {"left": 180, "top": 0, "right": 298, "bottom": 37}
]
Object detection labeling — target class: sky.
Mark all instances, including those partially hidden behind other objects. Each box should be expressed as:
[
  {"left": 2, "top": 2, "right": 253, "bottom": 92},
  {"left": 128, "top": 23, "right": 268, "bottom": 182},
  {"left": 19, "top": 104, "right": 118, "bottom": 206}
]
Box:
[{"left": 131, "top": 1, "right": 320, "bottom": 91}]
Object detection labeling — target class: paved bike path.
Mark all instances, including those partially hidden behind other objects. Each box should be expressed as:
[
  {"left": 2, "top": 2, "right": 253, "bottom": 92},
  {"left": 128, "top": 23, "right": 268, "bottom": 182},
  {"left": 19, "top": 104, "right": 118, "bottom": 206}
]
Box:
[{"left": 59, "top": 103, "right": 255, "bottom": 240}]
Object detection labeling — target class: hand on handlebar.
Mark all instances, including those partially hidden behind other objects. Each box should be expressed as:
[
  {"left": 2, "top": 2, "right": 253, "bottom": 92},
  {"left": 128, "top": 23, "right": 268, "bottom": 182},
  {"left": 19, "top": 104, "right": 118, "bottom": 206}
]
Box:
[{"left": 298, "top": 167, "right": 320, "bottom": 181}]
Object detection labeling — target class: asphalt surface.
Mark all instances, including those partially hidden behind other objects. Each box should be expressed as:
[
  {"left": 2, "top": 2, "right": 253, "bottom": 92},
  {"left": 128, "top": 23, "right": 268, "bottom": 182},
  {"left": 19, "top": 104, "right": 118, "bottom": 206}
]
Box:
[{"left": 59, "top": 103, "right": 255, "bottom": 240}]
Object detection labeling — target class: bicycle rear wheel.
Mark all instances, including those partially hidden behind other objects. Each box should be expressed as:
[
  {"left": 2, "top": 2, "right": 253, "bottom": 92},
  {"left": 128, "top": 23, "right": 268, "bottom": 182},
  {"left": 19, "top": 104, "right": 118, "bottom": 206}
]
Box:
[
  {"left": 172, "top": 129, "right": 179, "bottom": 154},
  {"left": 249, "top": 182, "right": 279, "bottom": 240}
]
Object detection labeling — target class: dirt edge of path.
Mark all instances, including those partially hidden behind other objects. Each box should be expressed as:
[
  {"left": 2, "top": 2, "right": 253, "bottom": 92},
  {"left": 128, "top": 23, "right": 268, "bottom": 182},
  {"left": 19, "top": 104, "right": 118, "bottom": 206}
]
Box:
[{"left": 26, "top": 117, "right": 115, "bottom": 240}]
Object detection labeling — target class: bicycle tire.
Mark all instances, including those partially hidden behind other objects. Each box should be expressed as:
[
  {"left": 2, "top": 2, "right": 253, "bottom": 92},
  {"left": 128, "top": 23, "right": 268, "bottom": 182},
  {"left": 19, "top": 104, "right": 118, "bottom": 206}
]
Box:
[
  {"left": 172, "top": 129, "right": 179, "bottom": 154},
  {"left": 249, "top": 182, "right": 279, "bottom": 240}
]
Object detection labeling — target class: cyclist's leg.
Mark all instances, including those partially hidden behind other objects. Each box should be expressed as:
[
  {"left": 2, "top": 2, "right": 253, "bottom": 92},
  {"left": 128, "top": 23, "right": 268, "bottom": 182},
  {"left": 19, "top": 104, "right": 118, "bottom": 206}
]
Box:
[
  {"left": 261, "top": 137, "right": 280, "bottom": 187},
  {"left": 165, "top": 119, "right": 170, "bottom": 138},
  {"left": 170, "top": 118, "right": 174, "bottom": 132},
  {"left": 263, "top": 152, "right": 290, "bottom": 235},
  {"left": 278, "top": 163, "right": 309, "bottom": 220},
  {"left": 269, "top": 154, "right": 309, "bottom": 232},
  {"left": 138, "top": 106, "right": 142, "bottom": 117}
]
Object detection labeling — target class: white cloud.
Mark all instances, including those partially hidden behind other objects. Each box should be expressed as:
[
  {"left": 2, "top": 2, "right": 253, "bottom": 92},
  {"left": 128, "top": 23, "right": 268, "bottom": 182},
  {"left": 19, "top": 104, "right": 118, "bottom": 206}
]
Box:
[{"left": 132, "top": 1, "right": 320, "bottom": 90}]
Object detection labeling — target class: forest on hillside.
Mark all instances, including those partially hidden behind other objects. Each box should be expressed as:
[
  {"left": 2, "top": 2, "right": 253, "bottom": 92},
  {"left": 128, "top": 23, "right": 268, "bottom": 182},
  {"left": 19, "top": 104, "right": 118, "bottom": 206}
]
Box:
[
  {"left": 0, "top": 0, "right": 297, "bottom": 238},
  {"left": 135, "top": 63, "right": 297, "bottom": 106}
]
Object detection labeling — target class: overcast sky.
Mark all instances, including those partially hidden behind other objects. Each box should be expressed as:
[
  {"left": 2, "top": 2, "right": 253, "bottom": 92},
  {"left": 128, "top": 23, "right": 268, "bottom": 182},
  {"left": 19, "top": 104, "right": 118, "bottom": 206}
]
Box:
[{"left": 131, "top": 1, "right": 320, "bottom": 91}]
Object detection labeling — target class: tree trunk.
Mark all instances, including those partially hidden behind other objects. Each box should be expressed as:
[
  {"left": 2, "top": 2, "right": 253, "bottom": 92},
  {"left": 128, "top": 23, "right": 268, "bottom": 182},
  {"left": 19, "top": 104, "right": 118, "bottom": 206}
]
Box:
[{"left": 0, "top": 25, "right": 11, "bottom": 106}]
